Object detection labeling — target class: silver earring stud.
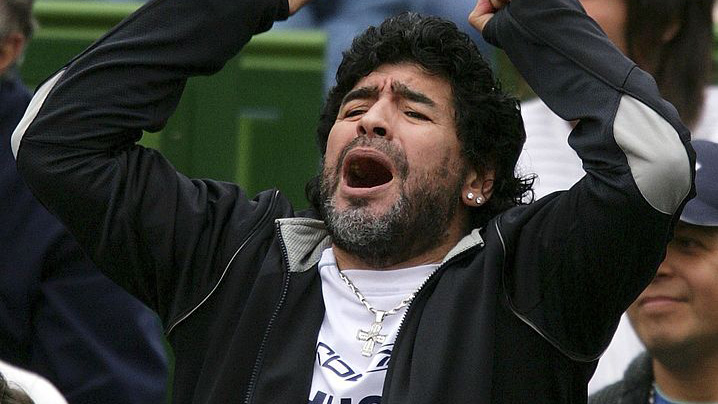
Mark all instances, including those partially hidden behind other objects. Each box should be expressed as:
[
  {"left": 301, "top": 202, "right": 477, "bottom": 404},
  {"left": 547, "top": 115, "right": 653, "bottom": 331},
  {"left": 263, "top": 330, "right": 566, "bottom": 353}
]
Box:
[
  {"left": 466, "top": 192, "right": 475, "bottom": 200},
  {"left": 476, "top": 196, "right": 484, "bottom": 205}
]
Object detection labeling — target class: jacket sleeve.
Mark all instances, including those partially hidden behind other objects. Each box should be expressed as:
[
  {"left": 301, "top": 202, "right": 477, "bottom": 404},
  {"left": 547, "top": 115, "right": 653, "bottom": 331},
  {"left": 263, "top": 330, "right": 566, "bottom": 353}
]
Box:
[
  {"left": 483, "top": 0, "right": 695, "bottom": 359},
  {"left": 11, "top": 0, "right": 291, "bottom": 324}
]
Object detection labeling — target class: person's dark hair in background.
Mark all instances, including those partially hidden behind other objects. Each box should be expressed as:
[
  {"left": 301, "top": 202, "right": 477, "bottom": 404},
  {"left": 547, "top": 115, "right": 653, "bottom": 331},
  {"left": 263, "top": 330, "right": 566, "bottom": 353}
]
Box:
[
  {"left": 307, "top": 12, "right": 532, "bottom": 230},
  {"left": 0, "top": 374, "right": 33, "bottom": 404},
  {"left": 625, "top": 0, "right": 714, "bottom": 127},
  {"left": 0, "top": 0, "right": 35, "bottom": 39},
  {"left": 0, "top": 0, "right": 35, "bottom": 76}
]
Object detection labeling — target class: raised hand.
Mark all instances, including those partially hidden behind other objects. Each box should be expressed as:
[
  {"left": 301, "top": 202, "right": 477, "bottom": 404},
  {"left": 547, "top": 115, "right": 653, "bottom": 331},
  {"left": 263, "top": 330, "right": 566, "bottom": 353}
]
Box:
[
  {"left": 287, "top": 0, "right": 313, "bottom": 15},
  {"left": 469, "top": 0, "right": 511, "bottom": 32}
]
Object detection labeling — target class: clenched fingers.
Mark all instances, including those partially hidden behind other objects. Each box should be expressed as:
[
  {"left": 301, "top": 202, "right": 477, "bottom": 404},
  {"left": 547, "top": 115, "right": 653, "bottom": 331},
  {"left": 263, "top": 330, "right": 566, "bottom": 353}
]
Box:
[{"left": 469, "top": 0, "right": 511, "bottom": 32}]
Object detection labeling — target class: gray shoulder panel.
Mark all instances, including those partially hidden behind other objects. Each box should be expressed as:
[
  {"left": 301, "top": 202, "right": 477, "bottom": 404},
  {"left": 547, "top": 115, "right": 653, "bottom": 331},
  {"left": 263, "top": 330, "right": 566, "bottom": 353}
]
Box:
[{"left": 613, "top": 95, "right": 691, "bottom": 215}]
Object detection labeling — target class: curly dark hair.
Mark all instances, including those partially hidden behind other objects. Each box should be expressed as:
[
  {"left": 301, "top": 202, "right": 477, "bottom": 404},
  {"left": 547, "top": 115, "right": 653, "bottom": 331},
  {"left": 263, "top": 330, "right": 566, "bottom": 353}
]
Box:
[
  {"left": 305, "top": 12, "right": 533, "bottom": 230},
  {"left": 0, "top": 373, "right": 34, "bottom": 404}
]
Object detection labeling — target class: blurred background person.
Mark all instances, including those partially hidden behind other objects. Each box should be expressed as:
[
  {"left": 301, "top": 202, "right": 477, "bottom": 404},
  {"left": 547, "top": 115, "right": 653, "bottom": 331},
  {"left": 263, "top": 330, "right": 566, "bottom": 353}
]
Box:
[
  {"left": 0, "top": 0, "right": 168, "bottom": 402},
  {"left": 589, "top": 140, "right": 718, "bottom": 403},
  {"left": 516, "top": 0, "right": 717, "bottom": 392}
]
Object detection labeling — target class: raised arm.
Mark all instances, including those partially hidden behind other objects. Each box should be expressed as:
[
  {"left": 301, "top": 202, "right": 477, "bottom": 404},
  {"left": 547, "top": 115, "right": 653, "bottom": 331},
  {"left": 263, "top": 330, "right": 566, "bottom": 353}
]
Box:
[
  {"left": 476, "top": 0, "right": 694, "bottom": 359},
  {"left": 11, "top": 0, "right": 296, "bottom": 322}
]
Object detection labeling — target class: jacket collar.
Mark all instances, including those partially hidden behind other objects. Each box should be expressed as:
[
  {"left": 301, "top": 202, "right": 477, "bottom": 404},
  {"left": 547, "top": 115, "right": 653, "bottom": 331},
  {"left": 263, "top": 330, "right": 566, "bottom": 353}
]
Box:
[
  {"left": 620, "top": 352, "right": 654, "bottom": 400},
  {"left": 275, "top": 218, "right": 484, "bottom": 273}
]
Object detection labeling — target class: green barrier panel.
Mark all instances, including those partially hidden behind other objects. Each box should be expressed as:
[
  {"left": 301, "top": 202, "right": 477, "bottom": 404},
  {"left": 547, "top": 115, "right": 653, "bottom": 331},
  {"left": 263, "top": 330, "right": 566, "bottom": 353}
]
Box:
[
  {"left": 21, "top": 2, "right": 141, "bottom": 85},
  {"left": 21, "top": 1, "right": 325, "bottom": 209}
]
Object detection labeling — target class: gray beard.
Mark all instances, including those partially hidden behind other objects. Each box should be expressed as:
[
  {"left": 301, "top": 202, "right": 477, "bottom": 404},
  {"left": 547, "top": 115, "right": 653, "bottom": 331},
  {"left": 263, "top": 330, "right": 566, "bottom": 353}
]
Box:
[{"left": 320, "top": 145, "right": 465, "bottom": 268}]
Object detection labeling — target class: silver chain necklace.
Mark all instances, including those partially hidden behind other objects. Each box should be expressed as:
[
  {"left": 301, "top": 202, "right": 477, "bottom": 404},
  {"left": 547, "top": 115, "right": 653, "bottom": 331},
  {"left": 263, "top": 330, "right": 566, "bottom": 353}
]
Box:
[{"left": 337, "top": 270, "right": 418, "bottom": 357}]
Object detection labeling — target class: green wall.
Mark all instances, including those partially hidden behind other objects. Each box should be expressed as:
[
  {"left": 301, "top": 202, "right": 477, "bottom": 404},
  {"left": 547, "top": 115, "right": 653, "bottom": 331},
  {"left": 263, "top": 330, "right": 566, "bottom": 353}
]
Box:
[{"left": 22, "top": 1, "right": 326, "bottom": 209}]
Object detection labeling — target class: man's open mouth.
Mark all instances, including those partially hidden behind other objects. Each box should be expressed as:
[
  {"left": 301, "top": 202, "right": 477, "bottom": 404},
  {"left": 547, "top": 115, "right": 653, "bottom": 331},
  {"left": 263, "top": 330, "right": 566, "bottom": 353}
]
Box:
[{"left": 343, "top": 153, "right": 394, "bottom": 189}]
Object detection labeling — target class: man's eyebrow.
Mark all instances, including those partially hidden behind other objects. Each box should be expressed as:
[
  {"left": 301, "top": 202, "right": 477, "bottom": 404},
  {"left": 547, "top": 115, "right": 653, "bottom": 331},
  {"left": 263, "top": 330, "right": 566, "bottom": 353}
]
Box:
[
  {"left": 391, "top": 82, "right": 436, "bottom": 108},
  {"left": 341, "top": 86, "right": 379, "bottom": 106},
  {"left": 341, "top": 83, "right": 438, "bottom": 109}
]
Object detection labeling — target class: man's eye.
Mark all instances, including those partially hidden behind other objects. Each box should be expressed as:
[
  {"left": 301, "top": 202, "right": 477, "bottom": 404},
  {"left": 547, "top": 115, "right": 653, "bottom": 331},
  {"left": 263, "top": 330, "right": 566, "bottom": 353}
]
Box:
[
  {"left": 344, "top": 109, "right": 366, "bottom": 118},
  {"left": 405, "top": 111, "right": 430, "bottom": 121},
  {"left": 673, "top": 237, "right": 703, "bottom": 253}
]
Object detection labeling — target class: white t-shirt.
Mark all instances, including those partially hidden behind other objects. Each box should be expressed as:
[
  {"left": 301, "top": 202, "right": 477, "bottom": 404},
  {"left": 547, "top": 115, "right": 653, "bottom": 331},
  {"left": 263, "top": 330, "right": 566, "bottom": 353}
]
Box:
[{"left": 309, "top": 248, "right": 438, "bottom": 404}]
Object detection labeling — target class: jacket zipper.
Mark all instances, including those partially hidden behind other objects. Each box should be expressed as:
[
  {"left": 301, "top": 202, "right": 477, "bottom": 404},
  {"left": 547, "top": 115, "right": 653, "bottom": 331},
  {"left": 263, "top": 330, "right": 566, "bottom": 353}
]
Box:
[
  {"left": 165, "top": 190, "right": 280, "bottom": 337},
  {"left": 243, "top": 220, "right": 293, "bottom": 404},
  {"left": 494, "top": 221, "right": 599, "bottom": 362},
  {"left": 392, "top": 238, "right": 485, "bottom": 354},
  {"left": 384, "top": 246, "right": 480, "bottom": 401}
]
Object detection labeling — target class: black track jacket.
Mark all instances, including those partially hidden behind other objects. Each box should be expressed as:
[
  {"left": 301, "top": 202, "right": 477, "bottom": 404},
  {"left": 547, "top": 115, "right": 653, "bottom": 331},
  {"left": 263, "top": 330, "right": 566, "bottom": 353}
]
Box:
[{"left": 12, "top": 0, "right": 695, "bottom": 401}]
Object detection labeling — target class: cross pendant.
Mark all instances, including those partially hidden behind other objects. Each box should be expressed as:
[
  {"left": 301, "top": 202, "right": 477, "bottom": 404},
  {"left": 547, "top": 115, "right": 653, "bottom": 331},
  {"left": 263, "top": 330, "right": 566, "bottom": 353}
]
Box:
[{"left": 356, "top": 311, "right": 388, "bottom": 357}]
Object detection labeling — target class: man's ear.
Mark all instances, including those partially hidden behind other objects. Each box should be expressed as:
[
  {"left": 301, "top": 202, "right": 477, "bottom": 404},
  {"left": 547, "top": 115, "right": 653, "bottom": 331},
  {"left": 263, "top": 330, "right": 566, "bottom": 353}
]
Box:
[
  {"left": 0, "top": 33, "right": 26, "bottom": 75},
  {"left": 461, "top": 166, "right": 495, "bottom": 207}
]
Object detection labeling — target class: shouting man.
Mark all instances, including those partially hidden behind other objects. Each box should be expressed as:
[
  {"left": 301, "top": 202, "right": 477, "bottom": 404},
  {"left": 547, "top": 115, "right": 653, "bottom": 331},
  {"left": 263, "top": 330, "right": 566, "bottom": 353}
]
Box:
[{"left": 11, "top": 0, "right": 694, "bottom": 402}]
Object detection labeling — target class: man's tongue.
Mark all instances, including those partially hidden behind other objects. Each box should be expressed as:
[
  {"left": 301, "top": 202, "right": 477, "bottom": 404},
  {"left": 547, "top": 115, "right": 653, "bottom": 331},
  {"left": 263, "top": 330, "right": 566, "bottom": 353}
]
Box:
[{"left": 346, "top": 156, "right": 393, "bottom": 188}]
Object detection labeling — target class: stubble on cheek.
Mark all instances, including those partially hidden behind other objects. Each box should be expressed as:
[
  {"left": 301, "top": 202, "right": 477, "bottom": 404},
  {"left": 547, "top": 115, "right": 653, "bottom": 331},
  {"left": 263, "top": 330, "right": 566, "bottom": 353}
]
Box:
[{"left": 321, "top": 151, "right": 466, "bottom": 268}]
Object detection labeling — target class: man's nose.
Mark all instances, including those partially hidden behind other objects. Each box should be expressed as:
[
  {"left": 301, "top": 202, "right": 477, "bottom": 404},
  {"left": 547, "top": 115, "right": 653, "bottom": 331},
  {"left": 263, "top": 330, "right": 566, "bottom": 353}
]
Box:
[
  {"left": 357, "top": 103, "right": 391, "bottom": 139},
  {"left": 654, "top": 254, "right": 677, "bottom": 281}
]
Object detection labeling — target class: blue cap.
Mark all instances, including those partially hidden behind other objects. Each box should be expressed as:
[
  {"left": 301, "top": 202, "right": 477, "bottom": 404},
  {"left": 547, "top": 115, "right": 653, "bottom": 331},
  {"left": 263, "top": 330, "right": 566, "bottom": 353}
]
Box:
[{"left": 681, "top": 140, "right": 718, "bottom": 227}]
